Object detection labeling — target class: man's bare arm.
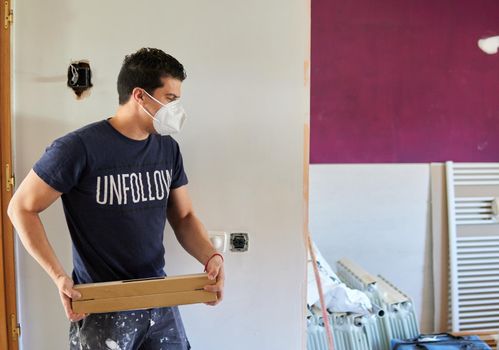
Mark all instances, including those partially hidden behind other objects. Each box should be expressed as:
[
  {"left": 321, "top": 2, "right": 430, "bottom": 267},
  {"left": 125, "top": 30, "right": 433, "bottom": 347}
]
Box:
[
  {"left": 7, "top": 169, "right": 85, "bottom": 321},
  {"left": 166, "top": 186, "right": 217, "bottom": 265},
  {"left": 167, "top": 186, "right": 224, "bottom": 305}
]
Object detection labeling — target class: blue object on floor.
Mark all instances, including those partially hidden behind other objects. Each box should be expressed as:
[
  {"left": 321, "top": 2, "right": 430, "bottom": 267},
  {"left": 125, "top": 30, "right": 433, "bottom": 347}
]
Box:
[{"left": 390, "top": 333, "right": 491, "bottom": 349}]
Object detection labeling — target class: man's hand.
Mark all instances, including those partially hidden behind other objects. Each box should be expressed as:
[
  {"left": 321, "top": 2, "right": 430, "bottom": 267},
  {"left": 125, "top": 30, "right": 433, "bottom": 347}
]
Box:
[
  {"left": 203, "top": 255, "right": 224, "bottom": 306},
  {"left": 55, "top": 275, "right": 87, "bottom": 322}
]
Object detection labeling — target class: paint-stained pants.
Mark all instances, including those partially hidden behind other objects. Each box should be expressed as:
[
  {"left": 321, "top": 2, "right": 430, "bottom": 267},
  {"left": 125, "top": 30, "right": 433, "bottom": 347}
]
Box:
[{"left": 69, "top": 306, "right": 191, "bottom": 350}]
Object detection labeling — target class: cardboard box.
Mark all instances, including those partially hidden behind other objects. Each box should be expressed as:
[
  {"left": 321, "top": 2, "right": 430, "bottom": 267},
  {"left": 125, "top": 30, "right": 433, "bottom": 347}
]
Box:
[{"left": 72, "top": 273, "right": 217, "bottom": 313}]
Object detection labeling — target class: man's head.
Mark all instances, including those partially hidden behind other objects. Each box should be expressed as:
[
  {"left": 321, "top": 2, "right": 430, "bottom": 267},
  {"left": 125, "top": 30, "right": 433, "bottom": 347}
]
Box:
[
  {"left": 116, "top": 48, "right": 187, "bottom": 135},
  {"left": 117, "top": 48, "right": 186, "bottom": 105}
]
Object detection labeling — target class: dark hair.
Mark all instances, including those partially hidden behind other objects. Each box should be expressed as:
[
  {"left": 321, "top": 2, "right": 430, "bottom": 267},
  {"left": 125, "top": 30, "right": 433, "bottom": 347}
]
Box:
[{"left": 117, "top": 48, "right": 186, "bottom": 105}]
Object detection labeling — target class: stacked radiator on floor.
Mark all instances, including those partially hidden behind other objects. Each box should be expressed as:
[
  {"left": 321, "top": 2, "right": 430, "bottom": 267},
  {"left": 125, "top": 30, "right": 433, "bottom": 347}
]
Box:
[{"left": 307, "top": 259, "right": 419, "bottom": 350}]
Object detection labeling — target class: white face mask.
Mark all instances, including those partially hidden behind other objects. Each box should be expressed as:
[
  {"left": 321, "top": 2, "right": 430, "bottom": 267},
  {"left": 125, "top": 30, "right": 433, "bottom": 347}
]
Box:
[{"left": 140, "top": 90, "right": 187, "bottom": 136}]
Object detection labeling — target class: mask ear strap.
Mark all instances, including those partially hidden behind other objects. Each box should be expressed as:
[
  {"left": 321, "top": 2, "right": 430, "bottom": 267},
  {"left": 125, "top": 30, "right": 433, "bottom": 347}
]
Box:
[
  {"left": 140, "top": 104, "right": 156, "bottom": 120},
  {"left": 139, "top": 89, "right": 149, "bottom": 104},
  {"left": 137, "top": 90, "right": 157, "bottom": 119},
  {"left": 142, "top": 89, "right": 165, "bottom": 107}
]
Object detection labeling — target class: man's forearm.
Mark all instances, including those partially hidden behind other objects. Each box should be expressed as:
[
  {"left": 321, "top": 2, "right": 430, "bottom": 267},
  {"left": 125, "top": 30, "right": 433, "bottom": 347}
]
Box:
[
  {"left": 172, "top": 213, "right": 218, "bottom": 265},
  {"left": 8, "top": 207, "right": 68, "bottom": 283}
]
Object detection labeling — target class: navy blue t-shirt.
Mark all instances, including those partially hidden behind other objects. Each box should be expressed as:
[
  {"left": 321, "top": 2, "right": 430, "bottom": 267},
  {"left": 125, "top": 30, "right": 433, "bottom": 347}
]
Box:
[{"left": 33, "top": 119, "right": 188, "bottom": 284}]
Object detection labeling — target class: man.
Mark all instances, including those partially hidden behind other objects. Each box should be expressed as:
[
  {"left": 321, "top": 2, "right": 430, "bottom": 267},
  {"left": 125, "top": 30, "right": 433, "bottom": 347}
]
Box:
[{"left": 7, "top": 48, "right": 224, "bottom": 350}]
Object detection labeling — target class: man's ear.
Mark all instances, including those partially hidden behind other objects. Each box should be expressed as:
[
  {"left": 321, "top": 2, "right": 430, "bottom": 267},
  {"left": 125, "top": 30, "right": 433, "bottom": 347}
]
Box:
[{"left": 131, "top": 88, "right": 145, "bottom": 105}]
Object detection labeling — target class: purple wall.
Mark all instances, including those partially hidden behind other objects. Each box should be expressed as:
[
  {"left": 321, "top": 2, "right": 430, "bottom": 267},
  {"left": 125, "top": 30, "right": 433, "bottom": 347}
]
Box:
[{"left": 311, "top": 0, "right": 499, "bottom": 163}]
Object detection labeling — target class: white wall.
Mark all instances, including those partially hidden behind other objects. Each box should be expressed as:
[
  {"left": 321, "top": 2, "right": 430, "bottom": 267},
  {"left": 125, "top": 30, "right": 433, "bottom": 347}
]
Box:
[
  {"left": 13, "top": 1, "right": 309, "bottom": 349},
  {"left": 309, "top": 164, "right": 435, "bottom": 332}
]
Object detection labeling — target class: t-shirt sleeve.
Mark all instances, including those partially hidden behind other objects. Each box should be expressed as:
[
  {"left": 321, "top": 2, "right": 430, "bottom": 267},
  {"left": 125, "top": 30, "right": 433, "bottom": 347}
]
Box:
[
  {"left": 32, "top": 132, "right": 87, "bottom": 193},
  {"left": 170, "top": 138, "right": 188, "bottom": 189}
]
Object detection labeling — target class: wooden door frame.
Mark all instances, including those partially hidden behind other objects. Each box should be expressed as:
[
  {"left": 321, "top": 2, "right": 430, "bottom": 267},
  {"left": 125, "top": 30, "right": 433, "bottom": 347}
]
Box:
[{"left": 1, "top": 0, "right": 20, "bottom": 349}]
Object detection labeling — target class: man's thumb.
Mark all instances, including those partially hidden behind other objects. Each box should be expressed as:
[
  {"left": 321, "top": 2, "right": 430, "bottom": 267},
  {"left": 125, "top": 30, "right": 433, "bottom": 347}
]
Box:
[
  {"left": 64, "top": 287, "right": 82, "bottom": 300},
  {"left": 72, "top": 289, "right": 82, "bottom": 300},
  {"left": 208, "top": 266, "right": 219, "bottom": 280}
]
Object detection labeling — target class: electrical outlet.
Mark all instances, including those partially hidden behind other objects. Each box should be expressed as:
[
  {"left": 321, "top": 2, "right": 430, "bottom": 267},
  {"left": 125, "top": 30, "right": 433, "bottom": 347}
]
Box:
[
  {"left": 230, "top": 233, "right": 249, "bottom": 252},
  {"left": 208, "top": 231, "right": 228, "bottom": 253}
]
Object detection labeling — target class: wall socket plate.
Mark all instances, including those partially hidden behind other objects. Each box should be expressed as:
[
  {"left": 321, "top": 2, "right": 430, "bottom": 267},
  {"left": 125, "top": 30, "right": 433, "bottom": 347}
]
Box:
[
  {"left": 230, "top": 232, "right": 249, "bottom": 252},
  {"left": 208, "top": 231, "right": 228, "bottom": 253}
]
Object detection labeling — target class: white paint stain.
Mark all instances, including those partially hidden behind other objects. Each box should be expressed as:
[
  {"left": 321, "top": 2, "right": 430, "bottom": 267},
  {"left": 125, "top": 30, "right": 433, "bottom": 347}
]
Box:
[
  {"left": 105, "top": 339, "right": 122, "bottom": 350},
  {"left": 478, "top": 36, "right": 499, "bottom": 55},
  {"left": 160, "top": 337, "right": 169, "bottom": 343},
  {"left": 150, "top": 319, "right": 156, "bottom": 327}
]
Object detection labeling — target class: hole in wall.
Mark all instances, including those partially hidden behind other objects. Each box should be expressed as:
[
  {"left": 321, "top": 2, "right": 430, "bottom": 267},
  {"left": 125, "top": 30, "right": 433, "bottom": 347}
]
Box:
[{"left": 67, "top": 60, "right": 93, "bottom": 99}]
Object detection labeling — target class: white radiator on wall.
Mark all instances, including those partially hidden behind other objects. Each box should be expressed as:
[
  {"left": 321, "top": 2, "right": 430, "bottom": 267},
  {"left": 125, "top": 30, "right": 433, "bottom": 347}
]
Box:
[
  {"left": 454, "top": 197, "right": 498, "bottom": 225},
  {"left": 446, "top": 161, "right": 499, "bottom": 332}
]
